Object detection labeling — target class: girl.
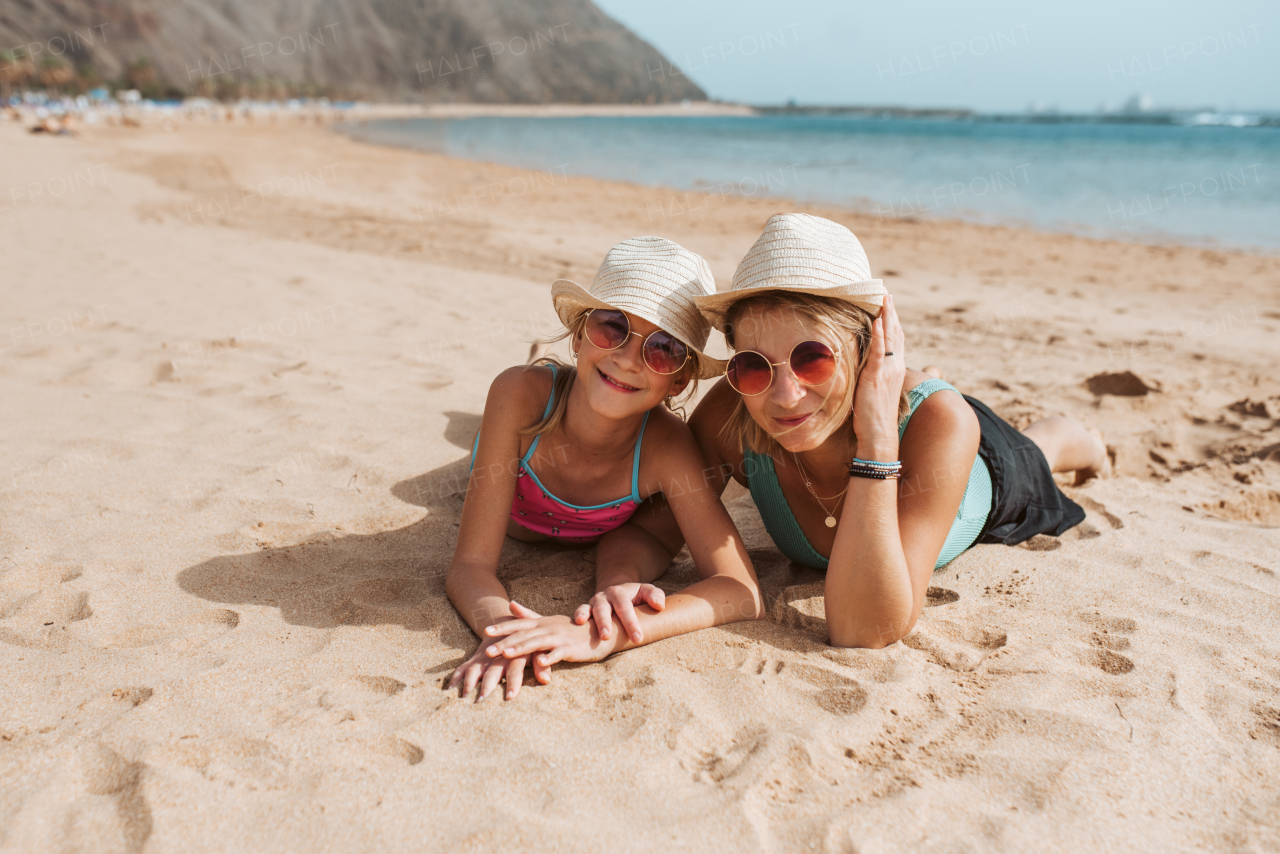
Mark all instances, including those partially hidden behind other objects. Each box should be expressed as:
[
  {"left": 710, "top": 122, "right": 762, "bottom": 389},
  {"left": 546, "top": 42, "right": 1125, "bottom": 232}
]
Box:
[
  {"left": 446, "top": 236, "right": 762, "bottom": 701},
  {"left": 566, "top": 214, "right": 1108, "bottom": 649}
]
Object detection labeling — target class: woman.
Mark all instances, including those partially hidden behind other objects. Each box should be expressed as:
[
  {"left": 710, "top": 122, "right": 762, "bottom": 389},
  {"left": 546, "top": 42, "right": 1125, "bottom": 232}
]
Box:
[{"left": 574, "top": 213, "right": 1107, "bottom": 649}]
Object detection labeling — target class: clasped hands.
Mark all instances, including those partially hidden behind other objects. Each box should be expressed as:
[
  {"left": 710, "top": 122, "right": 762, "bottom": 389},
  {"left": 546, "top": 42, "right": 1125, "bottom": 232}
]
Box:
[{"left": 446, "top": 582, "right": 666, "bottom": 702}]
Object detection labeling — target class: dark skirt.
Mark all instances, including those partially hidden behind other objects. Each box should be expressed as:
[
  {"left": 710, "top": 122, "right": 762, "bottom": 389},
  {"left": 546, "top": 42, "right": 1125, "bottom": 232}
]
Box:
[{"left": 963, "top": 395, "right": 1086, "bottom": 545}]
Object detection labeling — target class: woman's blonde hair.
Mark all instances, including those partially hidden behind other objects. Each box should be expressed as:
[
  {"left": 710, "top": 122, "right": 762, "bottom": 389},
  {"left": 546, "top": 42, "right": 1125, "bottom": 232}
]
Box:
[
  {"left": 519, "top": 309, "right": 701, "bottom": 440},
  {"left": 719, "top": 292, "right": 910, "bottom": 457}
]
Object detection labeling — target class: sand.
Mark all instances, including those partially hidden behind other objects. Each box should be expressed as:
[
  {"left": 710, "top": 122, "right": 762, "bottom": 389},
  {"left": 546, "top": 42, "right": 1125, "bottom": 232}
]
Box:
[{"left": 1, "top": 109, "right": 1278, "bottom": 854}]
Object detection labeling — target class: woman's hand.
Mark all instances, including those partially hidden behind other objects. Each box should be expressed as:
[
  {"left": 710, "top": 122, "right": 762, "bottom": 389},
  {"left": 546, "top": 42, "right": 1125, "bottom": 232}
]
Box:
[
  {"left": 852, "top": 293, "right": 907, "bottom": 459},
  {"left": 483, "top": 605, "right": 620, "bottom": 666},
  {"left": 572, "top": 582, "right": 665, "bottom": 643},
  {"left": 446, "top": 602, "right": 551, "bottom": 702}
]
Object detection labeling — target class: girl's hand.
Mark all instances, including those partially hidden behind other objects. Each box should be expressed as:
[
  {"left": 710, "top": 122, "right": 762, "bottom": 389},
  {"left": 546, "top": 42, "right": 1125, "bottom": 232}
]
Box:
[
  {"left": 483, "top": 607, "right": 619, "bottom": 666},
  {"left": 852, "top": 294, "right": 907, "bottom": 460},
  {"left": 572, "top": 583, "right": 665, "bottom": 643},
  {"left": 446, "top": 602, "right": 551, "bottom": 702}
]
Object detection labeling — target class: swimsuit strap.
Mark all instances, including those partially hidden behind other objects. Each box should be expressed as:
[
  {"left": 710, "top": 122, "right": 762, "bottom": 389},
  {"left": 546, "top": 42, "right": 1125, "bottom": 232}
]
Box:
[
  {"left": 522, "top": 364, "right": 560, "bottom": 464},
  {"left": 629, "top": 410, "right": 651, "bottom": 503},
  {"left": 898, "top": 377, "right": 960, "bottom": 440}
]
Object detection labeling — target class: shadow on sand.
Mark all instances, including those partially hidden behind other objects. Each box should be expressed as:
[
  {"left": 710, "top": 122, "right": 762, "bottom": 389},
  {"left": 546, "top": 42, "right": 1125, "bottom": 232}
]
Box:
[{"left": 177, "top": 411, "right": 833, "bottom": 666}]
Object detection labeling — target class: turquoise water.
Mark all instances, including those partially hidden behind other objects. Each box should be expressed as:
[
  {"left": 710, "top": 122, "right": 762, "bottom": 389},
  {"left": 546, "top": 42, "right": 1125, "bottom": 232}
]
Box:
[{"left": 345, "top": 115, "right": 1280, "bottom": 250}]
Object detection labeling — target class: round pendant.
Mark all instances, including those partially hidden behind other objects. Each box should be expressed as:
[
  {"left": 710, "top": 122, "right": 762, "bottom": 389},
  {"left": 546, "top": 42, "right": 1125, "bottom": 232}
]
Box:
[{"left": 825, "top": 516, "right": 837, "bottom": 528}]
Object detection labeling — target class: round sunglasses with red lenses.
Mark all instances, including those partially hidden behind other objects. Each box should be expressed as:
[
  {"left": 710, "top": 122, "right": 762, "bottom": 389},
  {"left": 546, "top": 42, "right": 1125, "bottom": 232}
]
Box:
[
  {"left": 583, "top": 309, "right": 690, "bottom": 375},
  {"left": 726, "top": 340, "right": 840, "bottom": 396}
]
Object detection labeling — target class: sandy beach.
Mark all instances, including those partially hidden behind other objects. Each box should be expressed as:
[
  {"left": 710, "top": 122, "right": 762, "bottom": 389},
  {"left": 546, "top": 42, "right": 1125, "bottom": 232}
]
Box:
[{"left": 1, "top": 111, "right": 1278, "bottom": 853}]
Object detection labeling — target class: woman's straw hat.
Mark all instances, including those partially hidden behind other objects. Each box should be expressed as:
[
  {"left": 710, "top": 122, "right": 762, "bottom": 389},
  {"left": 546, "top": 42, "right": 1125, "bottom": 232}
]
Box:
[
  {"left": 552, "top": 236, "right": 726, "bottom": 379},
  {"left": 695, "top": 213, "right": 886, "bottom": 332}
]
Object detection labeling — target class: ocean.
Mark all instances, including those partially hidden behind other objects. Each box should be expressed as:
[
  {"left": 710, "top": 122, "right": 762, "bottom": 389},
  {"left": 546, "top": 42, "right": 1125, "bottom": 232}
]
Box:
[{"left": 343, "top": 114, "right": 1280, "bottom": 251}]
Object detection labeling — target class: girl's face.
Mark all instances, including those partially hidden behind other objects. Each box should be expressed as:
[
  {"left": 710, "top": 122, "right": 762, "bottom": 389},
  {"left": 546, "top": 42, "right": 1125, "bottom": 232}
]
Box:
[
  {"left": 573, "top": 310, "right": 691, "bottom": 420},
  {"left": 732, "top": 306, "right": 855, "bottom": 453}
]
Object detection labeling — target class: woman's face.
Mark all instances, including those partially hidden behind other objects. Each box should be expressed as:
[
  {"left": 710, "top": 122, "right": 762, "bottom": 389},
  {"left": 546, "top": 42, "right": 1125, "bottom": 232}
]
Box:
[
  {"left": 574, "top": 310, "right": 691, "bottom": 420},
  {"left": 732, "top": 305, "right": 855, "bottom": 453}
]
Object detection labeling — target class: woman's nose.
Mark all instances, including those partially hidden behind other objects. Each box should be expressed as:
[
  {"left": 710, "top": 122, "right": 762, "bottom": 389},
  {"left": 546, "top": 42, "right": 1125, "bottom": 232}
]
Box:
[{"left": 770, "top": 364, "right": 807, "bottom": 407}]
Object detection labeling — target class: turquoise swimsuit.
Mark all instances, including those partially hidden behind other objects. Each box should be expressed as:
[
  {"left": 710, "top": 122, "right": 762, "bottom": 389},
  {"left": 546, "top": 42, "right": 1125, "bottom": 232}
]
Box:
[{"left": 743, "top": 378, "right": 992, "bottom": 570}]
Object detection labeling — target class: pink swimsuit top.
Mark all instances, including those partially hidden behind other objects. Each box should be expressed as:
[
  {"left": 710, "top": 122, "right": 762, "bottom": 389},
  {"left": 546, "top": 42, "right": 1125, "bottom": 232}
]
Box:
[{"left": 470, "top": 366, "right": 649, "bottom": 542}]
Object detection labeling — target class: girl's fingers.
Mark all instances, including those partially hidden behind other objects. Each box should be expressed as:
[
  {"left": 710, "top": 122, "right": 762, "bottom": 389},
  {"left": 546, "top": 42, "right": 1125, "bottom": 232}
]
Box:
[
  {"left": 611, "top": 596, "right": 642, "bottom": 644},
  {"left": 500, "top": 633, "right": 568, "bottom": 659},
  {"left": 509, "top": 601, "right": 543, "bottom": 620},
  {"left": 536, "top": 647, "right": 569, "bottom": 668},
  {"left": 592, "top": 599, "right": 614, "bottom": 640},
  {"left": 484, "top": 618, "right": 539, "bottom": 637},
  {"left": 641, "top": 584, "right": 666, "bottom": 611},
  {"left": 478, "top": 663, "right": 504, "bottom": 702},
  {"left": 532, "top": 655, "right": 551, "bottom": 685},
  {"left": 573, "top": 604, "right": 591, "bottom": 625},
  {"left": 488, "top": 627, "right": 555, "bottom": 657},
  {"left": 461, "top": 663, "right": 482, "bottom": 698},
  {"left": 505, "top": 657, "right": 526, "bottom": 700}
]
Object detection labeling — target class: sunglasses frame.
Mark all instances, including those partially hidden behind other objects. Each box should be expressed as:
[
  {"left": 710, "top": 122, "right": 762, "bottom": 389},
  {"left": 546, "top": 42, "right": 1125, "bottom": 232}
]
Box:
[
  {"left": 726, "top": 339, "right": 842, "bottom": 396},
  {"left": 582, "top": 309, "right": 690, "bottom": 376}
]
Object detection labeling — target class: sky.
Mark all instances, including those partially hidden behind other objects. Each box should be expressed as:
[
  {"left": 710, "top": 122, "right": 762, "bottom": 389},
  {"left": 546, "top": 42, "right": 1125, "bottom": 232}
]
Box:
[{"left": 593, "top": 0, "right": 1279, "bottom": 113}]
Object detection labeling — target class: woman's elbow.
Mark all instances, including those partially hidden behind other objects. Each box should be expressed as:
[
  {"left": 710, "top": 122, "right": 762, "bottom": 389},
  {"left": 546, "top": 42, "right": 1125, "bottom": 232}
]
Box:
[
  {"left": 828, "top": 631, "right": 898, "bottom": 650},
  {"left": 827, "top": 618, "right": 916, "bottom": 650}
]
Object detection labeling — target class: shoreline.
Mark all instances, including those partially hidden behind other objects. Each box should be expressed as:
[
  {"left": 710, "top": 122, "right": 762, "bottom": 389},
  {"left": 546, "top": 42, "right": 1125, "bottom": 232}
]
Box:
[{"left": 334, "top": 112, "right": 1280, "bottom": 258}]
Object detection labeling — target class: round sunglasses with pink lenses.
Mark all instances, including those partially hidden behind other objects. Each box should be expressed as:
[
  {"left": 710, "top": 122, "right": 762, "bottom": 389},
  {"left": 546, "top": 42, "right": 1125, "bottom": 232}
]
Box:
[
  {"left": 584, "top": 309, "right": 690, "bottom": 375},
  {"left": 726, "top": 340, "right": 839, "bottom": 396}
]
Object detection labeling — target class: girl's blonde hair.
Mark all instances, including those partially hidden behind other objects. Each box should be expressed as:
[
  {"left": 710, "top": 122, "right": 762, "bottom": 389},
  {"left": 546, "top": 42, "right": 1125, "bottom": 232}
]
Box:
[
  {"left": 719, "top": 292, "right": 910, "bottom": 457},
  {"left": 519, "top": 309, "right": 701, "bottom": 440}
]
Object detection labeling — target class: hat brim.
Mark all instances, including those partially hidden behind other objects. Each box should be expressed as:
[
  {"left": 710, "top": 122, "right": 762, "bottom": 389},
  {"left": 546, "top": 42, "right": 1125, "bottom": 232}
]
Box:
[
  {"left": 694, "top": 280, "right": 885, "bottom": 333},
  {"left": 552, "top": 279, "right": 727, "bottom": 380}
]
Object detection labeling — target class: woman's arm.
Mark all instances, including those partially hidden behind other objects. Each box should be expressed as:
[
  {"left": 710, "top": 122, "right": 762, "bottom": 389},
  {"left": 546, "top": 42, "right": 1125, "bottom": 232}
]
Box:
[
  {"left": 444, "top": 366, "right": 552, "bottom": 699},
  {"left": 824, "top": 296, "right": 979, "bottom": 648}
]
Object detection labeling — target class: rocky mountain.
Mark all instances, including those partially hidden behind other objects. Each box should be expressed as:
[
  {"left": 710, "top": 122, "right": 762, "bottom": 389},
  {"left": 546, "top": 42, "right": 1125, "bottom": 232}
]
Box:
[{"left": 0, "top": 0, "right": 706, "bottom": 102}]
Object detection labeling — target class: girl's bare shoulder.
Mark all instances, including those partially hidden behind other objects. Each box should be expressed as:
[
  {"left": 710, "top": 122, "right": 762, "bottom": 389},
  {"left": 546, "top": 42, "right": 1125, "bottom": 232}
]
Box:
[{"left": 485, "top": 364, "right": 558, "bottom": 427}]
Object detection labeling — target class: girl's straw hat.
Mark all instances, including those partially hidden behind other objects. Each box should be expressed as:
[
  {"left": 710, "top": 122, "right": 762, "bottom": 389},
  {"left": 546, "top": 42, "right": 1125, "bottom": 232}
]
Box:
[
  {"left": 552, "top": 236, "right": 727, "bottom": 379},
  {"left": 695, "top": 213, "right": 886, "bottom": 332}
]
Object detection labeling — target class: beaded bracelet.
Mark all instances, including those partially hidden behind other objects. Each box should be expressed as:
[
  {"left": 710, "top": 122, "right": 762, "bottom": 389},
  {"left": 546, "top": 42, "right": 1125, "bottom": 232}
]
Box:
[
  {"left": 848, "top": 469, "right": 900, "bottom": 480},
  {"left": 849, "top": 457, "right": 901, "bottom": 468},
  {"left": 848, "top": 457, "right": 902, "bottom": 480}
]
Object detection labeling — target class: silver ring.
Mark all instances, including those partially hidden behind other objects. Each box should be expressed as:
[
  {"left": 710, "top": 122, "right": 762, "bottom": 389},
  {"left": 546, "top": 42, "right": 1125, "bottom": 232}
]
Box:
[{"left": 884, "top": 351, "right": 895, "bottom": 356}]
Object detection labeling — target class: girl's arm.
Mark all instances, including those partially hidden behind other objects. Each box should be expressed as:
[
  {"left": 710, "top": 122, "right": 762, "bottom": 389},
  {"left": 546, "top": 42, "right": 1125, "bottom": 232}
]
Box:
[
  {"left": 824, "top": 296, "right": 979, "bottom": 648},
  {"left": 445, "top": 366, "right": 552, "bottom": 700},
  {"left": 486, "top": 412, "right": 761, "bottom": 663},
  {"left": 575, "top": 385, "right": 742, "bottom": 641}
]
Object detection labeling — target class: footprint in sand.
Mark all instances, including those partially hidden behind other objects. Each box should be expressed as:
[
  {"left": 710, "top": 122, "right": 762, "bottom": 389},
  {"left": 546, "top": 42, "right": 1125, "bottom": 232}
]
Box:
[
  {"left": 1252, "top": 704, "right": 1280, "bottom": 747},
  {"left": 0, "top": 585, "right": 93, "bottom": 652},
  {"left": 903, "top": 620, "right": 1008, "bottom": 672},
  {"left": 1079, "top": 614, "right": 1136, "bottom": 675},
  {"left": 1019, "top": 535, "right": 1061, "bottom": 552},
  {"left": 769, "top": 582, "right": 828, "bottom": 636},
  {"left": 106, "top": 608, "right": 240, "bottom": 653},
  {"left": 5, "top": 740, "right": 152, "bottom": 852},
  {"left": 322, "top": 675, "right": 407, "bottom": 709},
  {"left": 327, "top": 734, "right": 425, "bottom": 766},
  {"left": 925, "top": 587, "right": 960, "bottom": 607},
  {"left": 1075, "top": 495, "right": 1125, "bottom": 531},
  {"left": 750, "top": 658, "right": 870, "bottom": 716}
]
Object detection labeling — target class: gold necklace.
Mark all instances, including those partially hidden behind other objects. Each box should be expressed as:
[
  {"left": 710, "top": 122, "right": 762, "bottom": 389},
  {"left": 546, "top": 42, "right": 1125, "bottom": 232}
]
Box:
[{"left": 791, "top": 452, "right": 848, "bottom": 528}]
